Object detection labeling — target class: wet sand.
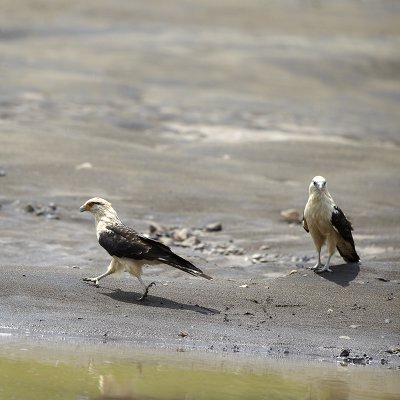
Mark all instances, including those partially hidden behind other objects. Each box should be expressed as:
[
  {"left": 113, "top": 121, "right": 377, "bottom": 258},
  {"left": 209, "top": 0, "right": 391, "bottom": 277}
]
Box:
[{"left": 0, "top": 0, "right": 399, "bottom": 366}]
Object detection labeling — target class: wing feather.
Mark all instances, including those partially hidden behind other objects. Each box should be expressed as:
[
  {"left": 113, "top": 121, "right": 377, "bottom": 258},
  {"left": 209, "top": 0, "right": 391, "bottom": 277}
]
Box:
[
  {"left": 99, "top": 224, "right": 212, "bottom": 279},
  {"left": 331, "top": 206, "right": 360, "bottom": 262}
]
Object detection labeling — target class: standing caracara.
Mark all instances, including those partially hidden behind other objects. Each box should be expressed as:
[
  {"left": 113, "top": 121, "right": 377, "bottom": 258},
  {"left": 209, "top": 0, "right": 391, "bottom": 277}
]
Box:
[
  {"left": 303, "top": 176, "right": 360, "bottom": 273},
  {"left": 80, "top": 197, "right": 212, "bottom": 300}
]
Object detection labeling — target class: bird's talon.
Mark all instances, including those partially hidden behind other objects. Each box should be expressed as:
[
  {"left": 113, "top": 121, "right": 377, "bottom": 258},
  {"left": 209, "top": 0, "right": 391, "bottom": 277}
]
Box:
[
  {"left": 83, "top": 277, "right": 99, "bottom": 286},
  {"left": 316, "top": 267, "right": 332, "bottom": 274}
]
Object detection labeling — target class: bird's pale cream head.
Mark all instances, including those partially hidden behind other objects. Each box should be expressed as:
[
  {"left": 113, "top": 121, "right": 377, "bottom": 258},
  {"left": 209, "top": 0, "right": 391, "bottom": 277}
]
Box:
[
  {"left": 309, "top": 176, "right": 327, "bottom": 193},
  {"left": 80, "top": 197, "right": 112, "bottom": 214}
]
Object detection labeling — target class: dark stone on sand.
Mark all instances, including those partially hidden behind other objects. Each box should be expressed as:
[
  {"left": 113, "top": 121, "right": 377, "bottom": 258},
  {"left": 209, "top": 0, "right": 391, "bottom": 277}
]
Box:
[
  {"left": 0, "top": 170, "right": 6, "bottom": 177},
  {"left": 205, "top": 222, "right": 223, "bottom": 232},
  {"left": 24, "top": 204, "right": 35, "bottom": 213},
  {"left": 340, "top": 349, "right": 351, "bottom": 357}
]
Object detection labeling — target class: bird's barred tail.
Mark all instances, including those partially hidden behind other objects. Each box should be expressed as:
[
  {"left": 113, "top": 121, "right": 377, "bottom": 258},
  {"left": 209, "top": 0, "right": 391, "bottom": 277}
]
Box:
[
  {"left": 162, "top": 253, "right": 212, "bottom": 280},
  {"left": 336, "top": 239, "right": 360, "bottom": 263}
]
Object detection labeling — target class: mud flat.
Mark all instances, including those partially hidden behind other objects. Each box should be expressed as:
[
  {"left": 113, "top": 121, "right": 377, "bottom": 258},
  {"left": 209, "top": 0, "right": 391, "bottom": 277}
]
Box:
[{"left": 0, "top": 0, "right": 399, "bottom": 369}]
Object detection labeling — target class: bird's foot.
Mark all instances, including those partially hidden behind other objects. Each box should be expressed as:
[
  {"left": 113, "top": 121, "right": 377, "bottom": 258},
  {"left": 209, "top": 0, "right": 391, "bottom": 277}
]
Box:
[
  {"left": 138, "top": 282, "right": 156, "bottom": 301},
  {"left": 308, "top": 263, "right": 322, "bottom": 271},
  {"left": 82, "top": 277, "right": 99, "bottom": 287},
  {"left": 316, "top": 265, "right": 332, "bottom": 273}
]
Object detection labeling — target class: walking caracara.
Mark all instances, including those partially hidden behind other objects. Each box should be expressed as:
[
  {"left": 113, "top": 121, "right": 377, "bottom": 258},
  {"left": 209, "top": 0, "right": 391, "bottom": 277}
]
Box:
[
  {"left": 303, "top": 176, "right": 360, "bottom": 273},
  {"left": 80, "top": 197, "right": 212, "bottom": 300}
]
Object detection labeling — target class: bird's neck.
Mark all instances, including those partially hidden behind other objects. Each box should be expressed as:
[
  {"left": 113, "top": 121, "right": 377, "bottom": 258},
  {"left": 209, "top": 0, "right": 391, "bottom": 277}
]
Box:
[
  {"left": 309, "top": 189, "right": 335, "bottom": 207},
  {"left": 94, "top": 208, "right": 121, "bottom": 234}
]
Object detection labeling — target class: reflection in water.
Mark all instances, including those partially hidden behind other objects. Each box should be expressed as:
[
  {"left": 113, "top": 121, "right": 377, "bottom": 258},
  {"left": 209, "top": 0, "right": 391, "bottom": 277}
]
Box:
[{"left": 0, "top": 342, "right": 399, "bottom": 400}]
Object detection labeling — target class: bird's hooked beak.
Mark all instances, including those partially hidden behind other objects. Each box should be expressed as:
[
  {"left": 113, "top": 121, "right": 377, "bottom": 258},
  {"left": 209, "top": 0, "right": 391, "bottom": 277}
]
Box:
[
  {"left": 313, "top": 181, "right": 325, "bottom": 190},
  {"left": 80, "top": 204, "right": 88, "bottom": 212}
]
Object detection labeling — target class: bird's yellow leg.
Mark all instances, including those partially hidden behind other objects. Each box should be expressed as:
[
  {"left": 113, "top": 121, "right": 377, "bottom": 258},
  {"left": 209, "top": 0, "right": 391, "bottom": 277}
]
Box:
[
  {"left": 317, "top": 236, "right": 335, "bottom": 273},
  {"left": 137, "top": 276, "right": 156, "bottom": 301},
  {"left": 83, "top": 259, "right": 117, "bottom": 287}
]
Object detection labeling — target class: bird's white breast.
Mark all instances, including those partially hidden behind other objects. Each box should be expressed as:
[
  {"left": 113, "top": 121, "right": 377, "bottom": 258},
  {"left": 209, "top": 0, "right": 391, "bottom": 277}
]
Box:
[{"left": 305, "top": 193, "right": 335, "bottom": 236}]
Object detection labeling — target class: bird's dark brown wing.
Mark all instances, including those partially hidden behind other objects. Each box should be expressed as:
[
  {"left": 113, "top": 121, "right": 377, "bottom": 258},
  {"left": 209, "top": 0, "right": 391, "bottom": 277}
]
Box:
[
  {"left": 331, "top": 206, "right": 360, "bottom": 262},
  {"left": 99, "top": 224, "right": 212, "bottom": 279},
  {"left": 302, "top": 215, "right": 309, "bottom": 232}
]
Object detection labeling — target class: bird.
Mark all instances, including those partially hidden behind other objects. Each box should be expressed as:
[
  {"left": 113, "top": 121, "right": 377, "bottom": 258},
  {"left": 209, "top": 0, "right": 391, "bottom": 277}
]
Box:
[
  {"left": 79, "top": 197, "right": 212, "bottom": 300},
  {"left": 303, "top": 176, "right": 360, "bottom": 273}
]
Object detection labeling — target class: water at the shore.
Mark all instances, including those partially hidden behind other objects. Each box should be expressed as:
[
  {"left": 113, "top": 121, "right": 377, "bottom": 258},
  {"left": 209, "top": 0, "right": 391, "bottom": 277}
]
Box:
[{"left": 1, "top": 339, "right": 399, "bottom": 400}]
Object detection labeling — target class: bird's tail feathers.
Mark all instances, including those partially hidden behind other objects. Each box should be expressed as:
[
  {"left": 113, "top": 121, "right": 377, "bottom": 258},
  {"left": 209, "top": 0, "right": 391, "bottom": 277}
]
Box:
[
  {"left": 336, "top": 238, "right": 360, "bottom": 263},
  {"left": 161, "top": 254, "right": 213, "bottom": 280}
]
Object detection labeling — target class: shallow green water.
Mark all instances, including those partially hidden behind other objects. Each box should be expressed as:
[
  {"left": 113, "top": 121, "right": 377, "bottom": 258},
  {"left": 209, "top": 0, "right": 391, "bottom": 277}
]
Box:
[{"left": 0, "top": 340, "right": 399, "bottom": 400}]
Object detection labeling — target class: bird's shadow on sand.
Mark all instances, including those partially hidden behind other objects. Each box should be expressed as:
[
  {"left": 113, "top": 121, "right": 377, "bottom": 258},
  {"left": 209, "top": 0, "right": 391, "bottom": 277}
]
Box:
[
  {"left": 101, "top": 288, "right": 220, "bottom": 315},
  {"left": 318, "top": 263, "right": 361, "bottom": 287}
]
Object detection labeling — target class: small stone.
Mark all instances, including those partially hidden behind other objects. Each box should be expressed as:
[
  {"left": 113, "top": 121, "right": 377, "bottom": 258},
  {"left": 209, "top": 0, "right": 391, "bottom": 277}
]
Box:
[
  {"left": 46, "top": 214, "right": 60, "bottom": 220},
  {"left": 340, "top": 349, "right": 350, "bottom": 357},
  {"left": 149, "top": 222, "right": 167, "bottom": 235},
  {"left": 339, "top": 336, "right": 351, "bottom": 340},
  {"left": 178, "top": 331, "right": 188, "bottom": 337},
  {"left": 280, "top": 209, "right": 302, "bottom": 223},
  {"left": 0, "top": 170, "right": 6, "bottom": 177},
  {"left": 239, "top": 284, "right": 249, "bottom": 288},
  {"left": 327, "top": 309, "right": 333, "bottom": 313},
  {"left": 205, "top": 222, "right": 222, "bottom": 232},
  {"left": 194, "top": 243, "right": 205, "bottom": 251},
  {"left": 24, "top": 204, "right": 35, "bottom": 213},
  {"left": 180, "top": 236, "right": 199, "bottom": 247},
  {"left": 172, "top": 228, "right": 188, "bottom": 242},
  {"left": 252, "top": 253, "right": 262, "bottom": 260},
  {"left": 35, "top": 207, "right": 45, "bottom": 216},
  {"left": 287, "top": 270, "right": 297, "bottom": 276},
  {"left": 75, "top": 162, "right": 93, "bottom": 170},
  {"left": 159, "top": 236, "right": 174, "bottom": 246},
  {"left": 384, "top": 319, "right": 391, "bottom": 324},
  {"left": 283, "top": 349, "right": 290, "bottom": 355},
  {"left": 349, "top": 324, "right": 361, "bottom": 329}
]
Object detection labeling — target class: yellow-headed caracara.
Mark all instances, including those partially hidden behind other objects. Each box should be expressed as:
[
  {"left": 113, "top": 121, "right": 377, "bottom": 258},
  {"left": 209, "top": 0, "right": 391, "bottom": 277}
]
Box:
[
  {"left": 80, "top": 197, "right": 212, "bottom": 300},
  {"left": 303, "top": 176, "right": 360, "bottom": 273}
]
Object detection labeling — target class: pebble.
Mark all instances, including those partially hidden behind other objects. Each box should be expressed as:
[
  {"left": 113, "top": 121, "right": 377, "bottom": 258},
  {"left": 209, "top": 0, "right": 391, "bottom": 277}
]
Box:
[
  {"left": 158, "top": 236, "right": 174, "bottom": 246},
  {"left": 0, "top": 170, "right": 6, "bottom": 177},
  {"left": 340, "top": 349, "right": 350, "bottom": 357},
  {"left": 172, "top": 228, "right": 189, "bottom": 242},
  {"left": 149, "top": 222, "right": 167, "bottom": 235},
  {"left": 280, "top": 208, "right": 302, "bottom": 223},
  {"left": 180, "top": 236, "right": 199, "bottom": 247},
  {"left": 75, "top": 162, "right": 93, "bottom": 170},
  {"left": 205, "top": 222, "right": 223, "bottom": 232},
  {"left": 24, "top": 202, "right": 60, "bottom": 219}
]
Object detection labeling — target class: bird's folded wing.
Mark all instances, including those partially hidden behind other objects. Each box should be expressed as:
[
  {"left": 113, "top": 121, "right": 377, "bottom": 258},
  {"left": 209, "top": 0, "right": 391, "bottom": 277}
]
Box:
[
  {"left": 302, "top": 215, "right": 309, "bottom": 232},
  {"left": 331, "top": 206, "right": 354, "bottom": 245},
  {"left": 331, "top": 206, "right": 360, "bottom": 262},
  {"left": 101, "top": 224, "right": 212, "bottom": 278},
  {"left": 99, "top": 224, "right": 170, "bottom": 260}
]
